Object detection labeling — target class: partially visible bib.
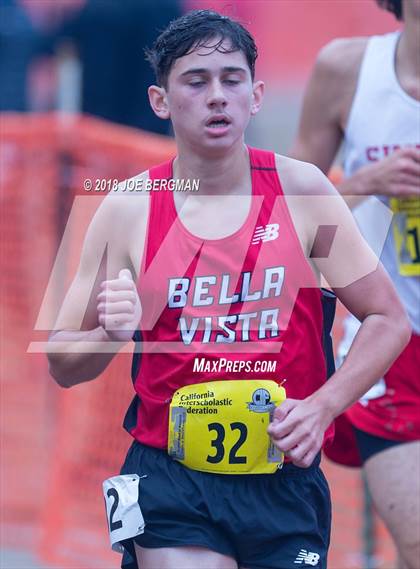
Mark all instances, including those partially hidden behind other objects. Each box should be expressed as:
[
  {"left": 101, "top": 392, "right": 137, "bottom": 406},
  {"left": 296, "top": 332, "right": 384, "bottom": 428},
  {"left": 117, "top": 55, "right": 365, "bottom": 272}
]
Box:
[
  {"left": 168, "top": 379, "right": 286, "bottom": 474},
  {"left": 390, "top": 197, "right": 420, "bottom": 276}
]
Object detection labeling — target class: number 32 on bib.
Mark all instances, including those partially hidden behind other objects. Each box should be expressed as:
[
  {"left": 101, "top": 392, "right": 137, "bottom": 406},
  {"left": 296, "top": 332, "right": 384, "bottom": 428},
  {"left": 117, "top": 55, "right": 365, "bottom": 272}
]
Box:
[
  {"left": 168, "top": 379, "right": 286, "bottom": 474},
  {"left": 102, "top": 474, "right": 145, "bottom": 552}
]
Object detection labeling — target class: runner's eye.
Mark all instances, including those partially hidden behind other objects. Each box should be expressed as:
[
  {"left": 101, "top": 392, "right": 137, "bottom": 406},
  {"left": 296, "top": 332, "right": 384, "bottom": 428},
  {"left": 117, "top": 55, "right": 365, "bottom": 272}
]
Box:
[{"left": 189, "top": 80, "right": 205, "bottom": 87}]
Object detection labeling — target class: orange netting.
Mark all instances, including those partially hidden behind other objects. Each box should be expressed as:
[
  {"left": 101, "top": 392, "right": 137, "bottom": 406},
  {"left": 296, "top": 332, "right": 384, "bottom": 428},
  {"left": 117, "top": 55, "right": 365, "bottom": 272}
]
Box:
[{"left": 1, "top": 113, "right": 175, "bottom": 566}]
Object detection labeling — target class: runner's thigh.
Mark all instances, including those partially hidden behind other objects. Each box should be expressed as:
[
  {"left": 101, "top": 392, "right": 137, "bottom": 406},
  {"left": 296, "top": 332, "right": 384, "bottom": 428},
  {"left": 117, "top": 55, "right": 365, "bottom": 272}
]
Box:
[
  {"left": 364, "top": 440, "right": 420, "bottom": 569},
  {"left": 134, "top": 544, "right": 238, "bottom": 569}
]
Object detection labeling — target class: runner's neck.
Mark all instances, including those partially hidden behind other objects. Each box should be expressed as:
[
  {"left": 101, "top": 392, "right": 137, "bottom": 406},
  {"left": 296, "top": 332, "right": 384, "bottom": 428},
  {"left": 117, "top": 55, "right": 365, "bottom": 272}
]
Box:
[{"left": 173, "top": 142, "right": 252, "bottom": 196}]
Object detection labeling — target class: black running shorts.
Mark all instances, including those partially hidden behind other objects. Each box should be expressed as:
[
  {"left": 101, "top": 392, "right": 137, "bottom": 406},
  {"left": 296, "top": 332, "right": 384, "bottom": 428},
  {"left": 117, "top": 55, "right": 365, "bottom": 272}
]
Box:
[{"left": 118, "top": 441, "right": 331, "bottom": 569}]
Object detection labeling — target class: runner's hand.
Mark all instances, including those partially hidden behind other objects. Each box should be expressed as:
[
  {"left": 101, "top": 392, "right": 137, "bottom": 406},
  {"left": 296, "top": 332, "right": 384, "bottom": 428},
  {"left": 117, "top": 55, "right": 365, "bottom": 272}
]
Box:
[
  {"left": 97, "top": 269, "right": 142, "bottom": 343},
  {"left": 360, "top": 147, "right": 420, "bottom": 197},
  {"left": 267, "top": 398, "right": 333, "bottom": 468}
]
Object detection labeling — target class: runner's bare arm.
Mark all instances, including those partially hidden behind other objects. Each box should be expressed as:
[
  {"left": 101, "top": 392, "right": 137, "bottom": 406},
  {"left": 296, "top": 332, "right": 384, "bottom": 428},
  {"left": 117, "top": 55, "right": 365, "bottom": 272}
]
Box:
[
  {"left": 269, "top": 161, "right": 411, "bottom": 467},
  {"left": 47, "top": 183, "right": 149, "bottom": 387},
  {"left": 290, "top": 39, "right": 364, "bottom": 171},
  {"left": 291, "top": 39, "right": 420, "bottom": 204},
  {"left": 288, "top": 38, "right": 420, "bottom": 207}
]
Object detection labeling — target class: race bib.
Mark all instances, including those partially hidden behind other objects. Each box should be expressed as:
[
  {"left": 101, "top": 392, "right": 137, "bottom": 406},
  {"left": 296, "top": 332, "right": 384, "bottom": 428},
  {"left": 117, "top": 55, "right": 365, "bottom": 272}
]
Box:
[
  {"left": 168, "top": 379, "right": 286, "bottom": 474},
  {"left": 390, "top": 197, "right": 420, "bottom": 276},
  {"left": 102, "top": 474, "right": 145, "bottom": 552}
]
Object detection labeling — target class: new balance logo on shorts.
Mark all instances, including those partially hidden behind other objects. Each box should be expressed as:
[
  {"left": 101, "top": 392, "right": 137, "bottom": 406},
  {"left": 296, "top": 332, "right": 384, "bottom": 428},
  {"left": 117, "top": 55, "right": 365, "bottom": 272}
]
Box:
[
  {"left": 294, "top": 549, "right": 320, "bottom": 566},
  {"left": 252, "top": 223, "right": 279, "bottom": 244}
]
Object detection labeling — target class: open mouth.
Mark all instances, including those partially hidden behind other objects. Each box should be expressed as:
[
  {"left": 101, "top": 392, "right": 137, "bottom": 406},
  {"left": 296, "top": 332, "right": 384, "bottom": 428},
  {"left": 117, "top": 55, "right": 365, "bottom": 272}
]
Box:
[{"left": 206, "top": 116, "right": 231, "bottom": 128}]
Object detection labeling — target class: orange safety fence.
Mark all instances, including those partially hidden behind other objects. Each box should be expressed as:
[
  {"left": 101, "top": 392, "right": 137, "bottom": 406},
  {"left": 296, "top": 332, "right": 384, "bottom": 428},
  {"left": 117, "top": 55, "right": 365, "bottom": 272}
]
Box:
[
  {"left": 1, "top": 114, "right": 395, "bottom": 568},
  {"left": 1, "top": 114, "right": 59, "bottom": 552},
  {"left": 1, "top": 113, "right": 175, "bottom": 567}
]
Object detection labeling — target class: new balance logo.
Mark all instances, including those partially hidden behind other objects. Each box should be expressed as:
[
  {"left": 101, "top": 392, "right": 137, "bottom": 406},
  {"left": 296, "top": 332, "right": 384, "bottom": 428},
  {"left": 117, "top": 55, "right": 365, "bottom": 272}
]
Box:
[
  {"left": 252, "top": 223, "right": 279, "bottom": 244},
  {"left": 294, "top": 549, "right": 320, "bottom": 566}
]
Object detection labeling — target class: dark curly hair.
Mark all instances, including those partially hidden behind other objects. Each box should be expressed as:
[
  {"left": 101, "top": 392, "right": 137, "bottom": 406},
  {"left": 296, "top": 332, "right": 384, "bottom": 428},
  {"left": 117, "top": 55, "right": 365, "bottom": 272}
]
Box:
[
  {"left": 376, "top": 0, "right": 403, "bottom": 20},
  {"left": 145, "top": 10, "right": 258, "bottom": 89}
]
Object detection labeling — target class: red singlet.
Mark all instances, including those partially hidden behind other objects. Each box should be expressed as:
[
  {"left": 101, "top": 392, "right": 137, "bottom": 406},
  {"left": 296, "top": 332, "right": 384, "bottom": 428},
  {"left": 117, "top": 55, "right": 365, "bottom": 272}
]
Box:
[{"left": 124, "top": 147, "right": 333, "bottom": 449}]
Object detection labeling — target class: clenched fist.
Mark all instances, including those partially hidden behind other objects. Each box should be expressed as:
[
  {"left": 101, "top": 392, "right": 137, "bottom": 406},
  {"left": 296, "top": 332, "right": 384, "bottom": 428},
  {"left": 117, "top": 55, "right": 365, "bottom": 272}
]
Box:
[{"left": 97, "top": 269, "right": 142, "bottom": 343}]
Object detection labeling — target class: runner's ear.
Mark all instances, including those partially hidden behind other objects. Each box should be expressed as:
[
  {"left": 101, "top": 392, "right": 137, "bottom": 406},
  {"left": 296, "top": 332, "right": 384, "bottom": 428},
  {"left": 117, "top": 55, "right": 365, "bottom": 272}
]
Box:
[
  {"left": 251, "top": 80, "right": 264, "bottom": 116},
  {"left": 148, "top": 85, "right": 170, "bottom": 120}
]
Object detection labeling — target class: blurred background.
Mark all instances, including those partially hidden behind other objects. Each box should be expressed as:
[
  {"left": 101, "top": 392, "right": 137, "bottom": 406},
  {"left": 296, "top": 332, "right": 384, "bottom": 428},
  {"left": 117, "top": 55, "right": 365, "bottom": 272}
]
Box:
[{"left": 1, "top": 1, "right": 401, "bottom": 568}]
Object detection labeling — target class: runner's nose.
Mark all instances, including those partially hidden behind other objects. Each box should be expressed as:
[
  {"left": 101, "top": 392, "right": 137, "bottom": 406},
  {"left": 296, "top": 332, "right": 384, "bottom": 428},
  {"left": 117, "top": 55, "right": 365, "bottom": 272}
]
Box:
[{"left": 206, "top": 79, "right": 227, "bottom": 108}]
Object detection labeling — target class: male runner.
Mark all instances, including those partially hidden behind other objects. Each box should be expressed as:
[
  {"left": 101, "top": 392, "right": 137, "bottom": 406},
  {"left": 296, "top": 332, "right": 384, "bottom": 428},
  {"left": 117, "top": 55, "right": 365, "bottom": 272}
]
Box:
[
  {"left": 48, "top": 10, "right": 410, "bottom": 569},
  {"left": 291, "top": 1, "right": 420, "bottom": 567}
]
